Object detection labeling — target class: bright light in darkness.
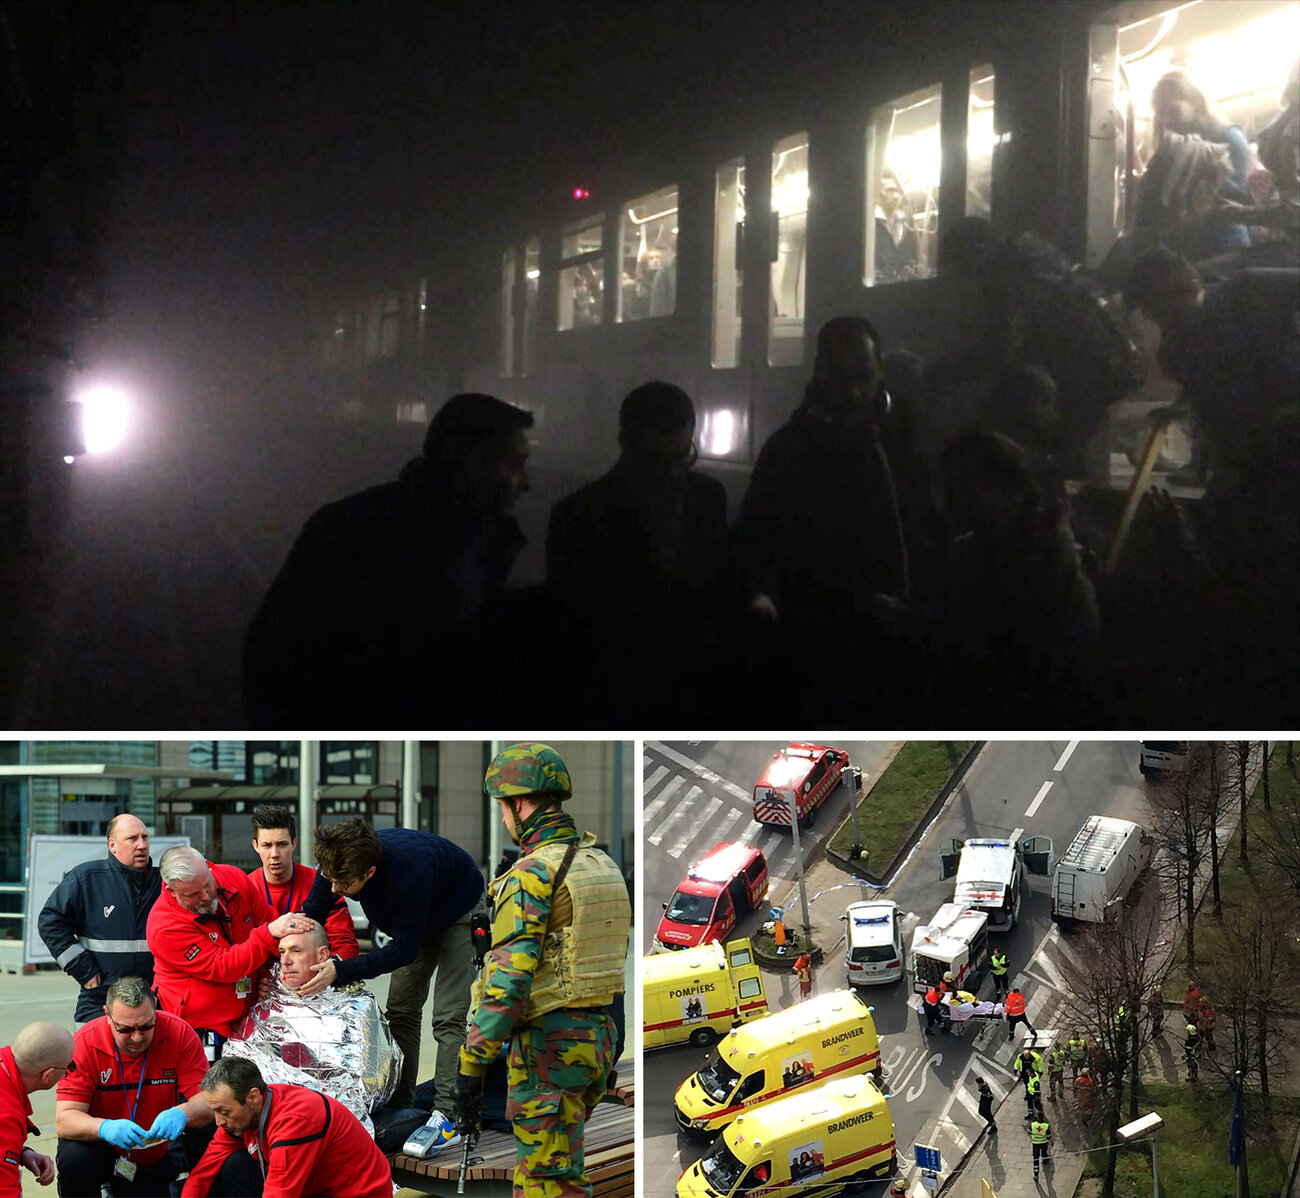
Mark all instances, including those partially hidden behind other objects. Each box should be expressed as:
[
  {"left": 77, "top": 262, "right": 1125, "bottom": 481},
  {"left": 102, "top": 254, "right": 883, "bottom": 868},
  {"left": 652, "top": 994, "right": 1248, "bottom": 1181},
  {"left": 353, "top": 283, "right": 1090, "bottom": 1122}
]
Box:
[
  {"left": 74, "top": 384, "right": 132, "bottom": 454},
  {"left": 63, "top": 456, "right": 75, "bottom": 465},
  {"left": 704, "top": 408, "right": 738, "bottom": 456}
]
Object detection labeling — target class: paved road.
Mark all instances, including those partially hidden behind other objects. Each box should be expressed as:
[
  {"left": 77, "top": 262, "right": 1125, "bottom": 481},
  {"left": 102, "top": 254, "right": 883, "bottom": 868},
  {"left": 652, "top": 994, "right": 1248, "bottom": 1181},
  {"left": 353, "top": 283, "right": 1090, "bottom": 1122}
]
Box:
[{"left": 641, "top": 739, "right": 1151, "bottom": 1198}]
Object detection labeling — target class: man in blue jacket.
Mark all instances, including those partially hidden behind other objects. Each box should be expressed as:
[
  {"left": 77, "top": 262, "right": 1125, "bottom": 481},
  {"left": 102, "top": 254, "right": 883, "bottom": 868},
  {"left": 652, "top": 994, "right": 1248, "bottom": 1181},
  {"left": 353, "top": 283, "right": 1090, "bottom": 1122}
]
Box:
[
  {"left": 296, "top": 819, "right": 485, "bottom": 1111},
  {"left": 38, "top": 814, "right": 161, "bottom": 1025}
]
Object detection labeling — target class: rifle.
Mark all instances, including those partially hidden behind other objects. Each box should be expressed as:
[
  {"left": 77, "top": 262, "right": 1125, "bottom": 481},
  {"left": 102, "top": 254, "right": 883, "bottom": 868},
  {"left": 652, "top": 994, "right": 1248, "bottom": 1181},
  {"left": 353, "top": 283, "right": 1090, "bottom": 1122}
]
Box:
[{"left": 457, "top": 1076, "right": 482, "bottom": 1195}]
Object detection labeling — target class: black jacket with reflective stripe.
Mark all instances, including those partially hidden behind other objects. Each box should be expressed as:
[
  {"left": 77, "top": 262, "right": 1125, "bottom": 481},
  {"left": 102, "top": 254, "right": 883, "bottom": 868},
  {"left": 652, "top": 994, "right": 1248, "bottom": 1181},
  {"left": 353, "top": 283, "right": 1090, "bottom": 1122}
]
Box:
[{"left": 37, "top": 853, "right": 161, "bottom": 1022}]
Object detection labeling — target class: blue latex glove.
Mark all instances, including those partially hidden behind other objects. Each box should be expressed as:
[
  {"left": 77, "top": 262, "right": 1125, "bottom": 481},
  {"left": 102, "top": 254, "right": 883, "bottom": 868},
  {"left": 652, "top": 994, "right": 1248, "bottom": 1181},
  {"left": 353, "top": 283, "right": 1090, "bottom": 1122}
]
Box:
[
  {"left": 98, "top": 1118, "right": 148, "bottom": 1150},
  {"left": 147, "top": 1107, "right": 188, "bottom": 1142}
]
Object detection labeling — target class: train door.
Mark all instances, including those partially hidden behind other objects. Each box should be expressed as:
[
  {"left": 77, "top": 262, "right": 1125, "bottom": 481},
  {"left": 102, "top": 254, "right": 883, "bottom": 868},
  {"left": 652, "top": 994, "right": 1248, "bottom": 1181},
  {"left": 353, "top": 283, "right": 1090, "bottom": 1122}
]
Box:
[{"left": 1085, "top": 0, "right": 1296, "bottom": 271}]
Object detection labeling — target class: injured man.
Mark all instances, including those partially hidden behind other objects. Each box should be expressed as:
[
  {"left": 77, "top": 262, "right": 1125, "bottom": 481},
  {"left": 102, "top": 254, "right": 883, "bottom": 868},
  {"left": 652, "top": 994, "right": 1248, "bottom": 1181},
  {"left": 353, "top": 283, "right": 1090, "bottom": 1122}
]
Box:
[
  {"left": 942, "top": 991, "right": 1006, "bottom": 1021},
  {"left": 222, "top": 925, "right": 401, "bottom": 1133}
]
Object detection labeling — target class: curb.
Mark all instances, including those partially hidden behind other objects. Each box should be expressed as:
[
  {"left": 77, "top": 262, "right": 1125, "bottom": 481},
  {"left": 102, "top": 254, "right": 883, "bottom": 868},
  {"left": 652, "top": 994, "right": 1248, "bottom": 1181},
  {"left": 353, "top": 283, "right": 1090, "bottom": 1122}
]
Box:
[{"left": 825, "top": 741, "right": 986, "bottom": 885}]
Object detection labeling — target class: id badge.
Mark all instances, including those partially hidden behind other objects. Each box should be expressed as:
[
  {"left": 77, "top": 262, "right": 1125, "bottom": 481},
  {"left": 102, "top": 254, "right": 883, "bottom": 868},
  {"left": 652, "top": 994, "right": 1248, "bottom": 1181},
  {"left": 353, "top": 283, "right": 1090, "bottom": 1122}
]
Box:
[
  {"left": 235, "top": 977, "right": 252, "bottom": 998},
  {"left": 113, "top": 1157, "right": 138, "bottom": 1182}
]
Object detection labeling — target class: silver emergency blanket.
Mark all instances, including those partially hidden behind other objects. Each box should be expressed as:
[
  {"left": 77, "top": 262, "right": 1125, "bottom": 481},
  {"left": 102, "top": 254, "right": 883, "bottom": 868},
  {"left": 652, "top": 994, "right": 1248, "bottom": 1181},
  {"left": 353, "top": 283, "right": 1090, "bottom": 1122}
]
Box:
[{"left": 223, "top": 972, "right": 401, "bottom": 1134}]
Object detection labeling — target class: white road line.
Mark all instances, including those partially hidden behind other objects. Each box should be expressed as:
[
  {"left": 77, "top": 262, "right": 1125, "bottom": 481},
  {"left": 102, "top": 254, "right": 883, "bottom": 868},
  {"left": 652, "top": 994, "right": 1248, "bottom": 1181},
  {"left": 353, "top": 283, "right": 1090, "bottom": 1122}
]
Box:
[
  {"left": 953, "top": 1082, "right": 982, "bottom": 1120},
  {"left": 643, "top": 764, "right": 669, "bottom": 795},
  {"left": 1053, "top": 740, "right": 1080, "bottom": 772},
  {"left": 1024, "top": 780, "right": 1053, "bottom": 818},
  {"left": 647, "top": 741, "right": 754, "bottom": 803},
  {"left": 668, "top": 796, "right": 723, "bottom": 857},
  {"left": 710, "top": 806, "right": 745, "bottom": 843},
  {"left": 642, "top": 774, "right": 687, "bottom": 826},
  {"left": 649, "top": 784, "right": 702, "bottom": 846}
]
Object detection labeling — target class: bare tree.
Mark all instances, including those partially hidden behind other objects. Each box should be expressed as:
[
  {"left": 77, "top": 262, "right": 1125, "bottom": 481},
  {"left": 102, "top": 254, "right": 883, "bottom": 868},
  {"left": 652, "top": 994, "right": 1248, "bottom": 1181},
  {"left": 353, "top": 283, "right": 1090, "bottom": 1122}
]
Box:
[
  {"left": 1146, "top": 743, "right": 1219, "bottom": 974},
  {"left": 1229, "top": 741, "right": 1261, "bottom": 866},
  {"left": 1261, "top": 741, "right": 1270, "bottom": 812},
  {"left": 1201, "top": 899, "right": 1300, "bottom": 1129},
  {"left": 1259, "top": 756, "right": 1300, "bottom": 907},
  {"left": 1057, "top": 889, "right": 1165, "bottom": 1198},
  {"left": 1208, "top": 743, "right": 1223, "bottom": 918}
]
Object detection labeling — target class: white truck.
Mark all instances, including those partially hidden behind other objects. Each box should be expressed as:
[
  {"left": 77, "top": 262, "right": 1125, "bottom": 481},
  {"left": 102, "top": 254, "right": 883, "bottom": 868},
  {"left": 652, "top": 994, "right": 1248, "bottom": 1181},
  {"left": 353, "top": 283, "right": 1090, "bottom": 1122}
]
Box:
[
  {"left": 910, "top": 903, "right": 990, "bottom": 995},
  {"left": 939, "top": 831, "right": 1053, "bottom": 932},
  {"left": 1050, "top": 815, "right": 1153, "bottom": 925}
]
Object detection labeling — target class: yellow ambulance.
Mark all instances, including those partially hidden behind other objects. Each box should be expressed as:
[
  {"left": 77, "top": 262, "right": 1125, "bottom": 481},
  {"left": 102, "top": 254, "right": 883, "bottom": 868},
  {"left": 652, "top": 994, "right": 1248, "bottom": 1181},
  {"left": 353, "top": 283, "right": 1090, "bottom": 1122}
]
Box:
[
  {"left": 644, "top": 938, "right": 769, "bottom": 1050},
  {"left": 676, "top": 1073, "right": 896, "bottom": 1197},
  {"left": 674, "top": 989, "right": 881, "bottom": 1136}
]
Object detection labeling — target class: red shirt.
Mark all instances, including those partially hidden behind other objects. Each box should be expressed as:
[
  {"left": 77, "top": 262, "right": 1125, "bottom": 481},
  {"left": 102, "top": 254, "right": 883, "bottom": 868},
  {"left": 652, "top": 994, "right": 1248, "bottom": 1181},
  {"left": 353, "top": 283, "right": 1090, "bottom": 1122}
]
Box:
[
  {"left": 246, "top": 863, "right": 358, "bottom": 960},
  {"left": 57, "top": 1011, "right": 209, "bottom": 1168},
  {"left": 1, "top": 1046, "right": 39, "bottom": 1198},
  {"left": 147, "top": 862, "right": 277, "bottom": 1037},
  {"left": 182, "top": 1084, "right": 390, "bottom": 1198}
]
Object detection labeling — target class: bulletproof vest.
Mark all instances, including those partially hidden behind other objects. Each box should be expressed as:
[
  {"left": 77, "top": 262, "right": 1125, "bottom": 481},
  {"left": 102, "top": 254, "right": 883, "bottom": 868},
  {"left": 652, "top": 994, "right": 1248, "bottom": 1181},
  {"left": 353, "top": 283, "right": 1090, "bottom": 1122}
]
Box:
[{"left": 482, "top": 832, "right": 629, "bottom": 1022}]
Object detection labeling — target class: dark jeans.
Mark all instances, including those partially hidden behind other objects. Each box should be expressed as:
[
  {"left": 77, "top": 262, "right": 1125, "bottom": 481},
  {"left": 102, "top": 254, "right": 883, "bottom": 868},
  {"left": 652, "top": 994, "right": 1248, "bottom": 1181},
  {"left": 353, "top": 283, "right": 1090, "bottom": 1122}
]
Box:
[{"left": 56, "top": 1138, "right": 184, "bottom": 1198}]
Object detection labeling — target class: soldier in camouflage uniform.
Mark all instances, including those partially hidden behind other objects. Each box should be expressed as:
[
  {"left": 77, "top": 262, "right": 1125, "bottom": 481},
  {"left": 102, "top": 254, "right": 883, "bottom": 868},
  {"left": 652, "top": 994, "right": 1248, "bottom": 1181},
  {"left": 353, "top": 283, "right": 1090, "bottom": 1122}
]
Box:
[{"left": 452, "top": 744, "right": 630, "bottom": 1198}]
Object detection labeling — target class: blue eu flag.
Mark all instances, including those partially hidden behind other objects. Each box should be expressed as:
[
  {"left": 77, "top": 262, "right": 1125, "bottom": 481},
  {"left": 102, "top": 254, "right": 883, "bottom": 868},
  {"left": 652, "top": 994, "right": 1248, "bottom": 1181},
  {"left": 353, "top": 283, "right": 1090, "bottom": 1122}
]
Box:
[{"left": 1229, "top": 1080, "right": 1245, "bottom": 1167}]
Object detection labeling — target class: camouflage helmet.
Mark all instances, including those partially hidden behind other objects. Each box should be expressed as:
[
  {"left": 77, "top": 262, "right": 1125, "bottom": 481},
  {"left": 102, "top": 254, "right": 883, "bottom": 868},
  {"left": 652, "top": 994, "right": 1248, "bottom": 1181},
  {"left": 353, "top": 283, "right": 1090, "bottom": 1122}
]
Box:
[{"left": 485, "top": 743, "right": 572, "bottom": 802}]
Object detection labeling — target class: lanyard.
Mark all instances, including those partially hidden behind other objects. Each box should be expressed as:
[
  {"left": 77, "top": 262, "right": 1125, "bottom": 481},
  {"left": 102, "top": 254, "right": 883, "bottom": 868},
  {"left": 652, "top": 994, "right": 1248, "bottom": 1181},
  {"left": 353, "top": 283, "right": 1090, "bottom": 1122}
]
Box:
[
  {"left": 263, "top": 865, "right": 295, "bottom": 915},
  {"left": 252, "top": 1087, "right": 272, "bottom": 1181},
  {"left": 113, "top": 1044, "right": 150, "bottom": 1128}
]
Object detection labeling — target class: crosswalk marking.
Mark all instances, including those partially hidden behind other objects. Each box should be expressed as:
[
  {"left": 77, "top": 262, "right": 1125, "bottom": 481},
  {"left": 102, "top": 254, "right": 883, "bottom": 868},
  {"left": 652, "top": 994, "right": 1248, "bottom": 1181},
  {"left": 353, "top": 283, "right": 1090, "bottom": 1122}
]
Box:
[
  {"left": 642, "top": 774, "right": 687, "bottom": 826},
  {"left": 667, "top": 796, "right": 722, "bottom": 857},
  {"left": 643, "top": 764, "right": 668, "bottom": 794},
  {"left": 710, "top": 806, "right": 744, "bottom": 844},
  {"left": 649, "top": 784, "right": 701, "bottom": 846}
]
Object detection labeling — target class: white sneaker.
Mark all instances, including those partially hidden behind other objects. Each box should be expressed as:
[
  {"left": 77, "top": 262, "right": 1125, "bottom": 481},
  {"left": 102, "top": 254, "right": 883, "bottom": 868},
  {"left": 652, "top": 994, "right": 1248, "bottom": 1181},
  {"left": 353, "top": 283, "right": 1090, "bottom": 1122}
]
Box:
[{"left": 424, "top": 1109, "right": 462, "bottom": 1152}]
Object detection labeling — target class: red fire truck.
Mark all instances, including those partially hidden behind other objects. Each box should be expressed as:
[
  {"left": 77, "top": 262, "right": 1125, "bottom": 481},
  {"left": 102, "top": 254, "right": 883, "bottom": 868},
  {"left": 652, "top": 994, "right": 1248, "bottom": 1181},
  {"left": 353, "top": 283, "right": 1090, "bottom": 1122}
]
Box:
[
  {"left": 752, "top": 744, "right": 850, "bottom": 828},
  {"left": 655, "top": 842, "right": 770, "bottom": 951}
]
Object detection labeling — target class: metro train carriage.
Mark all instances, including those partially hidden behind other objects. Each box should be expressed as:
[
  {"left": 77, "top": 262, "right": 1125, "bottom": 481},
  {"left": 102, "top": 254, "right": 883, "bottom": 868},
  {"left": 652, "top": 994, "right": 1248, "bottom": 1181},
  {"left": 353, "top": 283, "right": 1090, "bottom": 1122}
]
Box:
[{"left": 312, "top": 0, "right": 1295, "bottom": 511}]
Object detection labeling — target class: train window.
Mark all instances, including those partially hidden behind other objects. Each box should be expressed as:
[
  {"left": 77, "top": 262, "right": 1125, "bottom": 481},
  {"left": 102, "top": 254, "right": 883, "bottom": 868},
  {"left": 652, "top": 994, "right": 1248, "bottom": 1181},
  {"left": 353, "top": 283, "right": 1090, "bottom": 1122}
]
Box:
[
  {"left": 500, "top": 249, "right": 516, "bottom": 377},
  {"left": 618, "top": 185, "right": 678, "bottom": 322},
  {"left": 522, "top": 238, "right": 539, "bottom": 376},
  {"left": 967, "top": 65, "right": 995, "bottom": 219},
  {"left": 558, "top": 214, "right": 604, "bottom": 331},
  {"left": 1086, "top": 0, "right": 1297, "bottom": 268},
  {"left": 864, "top": 82, "right": 942, "bottom": 287},
  {"left": 768, "top": 133, "right": 808, "bottom": 367},
  {"left": 712, "top": 158, "right": 745, "bottom": 369}
]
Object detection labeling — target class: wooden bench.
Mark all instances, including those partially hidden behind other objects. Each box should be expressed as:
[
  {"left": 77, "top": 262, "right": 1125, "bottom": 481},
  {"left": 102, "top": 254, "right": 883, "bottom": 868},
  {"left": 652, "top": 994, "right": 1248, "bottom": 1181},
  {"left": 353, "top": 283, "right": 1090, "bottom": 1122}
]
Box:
[{"left": 391, "top": 1084, "right": 634, "bottom": 1195}]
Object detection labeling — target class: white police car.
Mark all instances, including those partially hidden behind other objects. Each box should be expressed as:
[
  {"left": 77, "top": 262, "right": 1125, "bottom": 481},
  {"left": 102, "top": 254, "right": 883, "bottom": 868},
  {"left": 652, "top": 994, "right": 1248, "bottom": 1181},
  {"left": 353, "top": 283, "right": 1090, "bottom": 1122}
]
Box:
[{"left": 842, "top": 898, "right": 904, "bottom": 985}]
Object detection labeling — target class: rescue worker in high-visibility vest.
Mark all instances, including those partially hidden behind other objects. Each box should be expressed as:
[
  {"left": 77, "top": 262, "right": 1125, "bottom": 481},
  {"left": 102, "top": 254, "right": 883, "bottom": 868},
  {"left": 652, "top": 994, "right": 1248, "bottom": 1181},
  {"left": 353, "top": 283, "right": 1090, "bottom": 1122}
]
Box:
[
  {"left": 989, "top": 948, "right": 1009, "bottom": 1000},
  {"left": 1067, "top": 1031, "right": 1087, "bottom": 1067},
  {"left": 1025, "top": 1069, "right": 1044, "bottom": 1120},
  {"left": 454, "top": 744, "right": 631, "bottom": 1198},
  {"left": 1004, "top": 987, "right": 1034, "bottom": 1042},
  {"left": 1197, "top": 996, "right": 1217, "bottom": 1053},
  {"left": 793, "top": 952, "right": 813, "bottom": 1000},
  {"left": 922, "top": 985, "right": 943, "bottom": 1035},
  {"left": 1047, "top": 1042, "right": 1068, "bottom": 1101},
  {"left": 1030, "top": 1114, "right": 1052, "bottom": 1179},
  {"left": 1184, "top": 1022, "right": 1202, "bottom": 1083},
  {"left": 1073, "top": 1066, "right": 1097, "bottom": 1121},
  {"left": 1013, "top": 1043, "right": 1043, "bottom": 1092}
]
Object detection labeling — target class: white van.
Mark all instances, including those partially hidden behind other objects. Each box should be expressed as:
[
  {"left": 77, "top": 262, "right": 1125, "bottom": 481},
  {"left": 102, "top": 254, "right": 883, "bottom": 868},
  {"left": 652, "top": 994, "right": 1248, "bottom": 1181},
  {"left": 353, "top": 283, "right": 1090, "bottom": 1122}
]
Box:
[
  {"left": 1051, "top": 815, "right": 1153, "bottom": 925},
  {"left": 1139, "top": 742, "right": 1187, "bottom": 777}
]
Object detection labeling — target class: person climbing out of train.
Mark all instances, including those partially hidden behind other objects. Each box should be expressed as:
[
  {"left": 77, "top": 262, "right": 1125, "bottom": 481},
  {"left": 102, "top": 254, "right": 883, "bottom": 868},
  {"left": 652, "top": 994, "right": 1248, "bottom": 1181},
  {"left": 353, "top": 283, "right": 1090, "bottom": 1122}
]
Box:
[
  {"left": 730, "top": 315, "right": 913, "bottom": 724},
  {"left": 1121, "top": 245, "right": 1300, "bottom": 725},
  {"left": 1139, "top": 70, "right": 1254, "bottom": 262},
  {"left": 545, "top": 380, "right": 728, "bottom": 725},
  {"left": 925, "top": 215, "right": 1144, "bottom": 482}
]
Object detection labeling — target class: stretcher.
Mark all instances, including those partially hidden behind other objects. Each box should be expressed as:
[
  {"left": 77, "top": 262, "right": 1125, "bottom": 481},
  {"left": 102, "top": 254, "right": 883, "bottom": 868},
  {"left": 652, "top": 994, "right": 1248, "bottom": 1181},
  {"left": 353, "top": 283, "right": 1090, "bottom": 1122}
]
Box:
[{"left": 916, "top": 991, "right": 1008, "bottom": 1041}]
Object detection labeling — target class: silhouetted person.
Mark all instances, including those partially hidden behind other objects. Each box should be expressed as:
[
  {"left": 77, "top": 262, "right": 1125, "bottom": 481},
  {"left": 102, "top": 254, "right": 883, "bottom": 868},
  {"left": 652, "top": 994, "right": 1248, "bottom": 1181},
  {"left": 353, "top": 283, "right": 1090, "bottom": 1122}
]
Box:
[
  {"left": 929, "top": 217, "right": 1144, "bottom": 479},
  {"left": 732, "top": 316, "right": 910, "bottom": 721},
  {"left": 546, "top": 381, "right": 727, "bottom": 722},
  {"left": 931, "top": 431, "right": 1102, "bottom": 724},
  {"left": 1114, "top": 247, "right": 1300, "bottom": 723},
  {"left": 242, "top": 393, "right": 532, "bottom": 725}
]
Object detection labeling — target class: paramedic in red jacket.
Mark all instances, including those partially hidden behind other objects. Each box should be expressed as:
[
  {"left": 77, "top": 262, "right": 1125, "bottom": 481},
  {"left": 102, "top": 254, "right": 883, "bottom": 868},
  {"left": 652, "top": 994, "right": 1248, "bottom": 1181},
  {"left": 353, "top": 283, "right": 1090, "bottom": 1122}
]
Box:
[
  {"left": 183, "top": 1057, "right": 390, "bottom": 1198},
  {"left": 1, "top": 1023, "right": 70, "bottom": 1197},
  {"left": 247, "top": 804, "right": 357, "bottom": 960},
  {"left": 54, "top": 975, "right": 212, "bottom": 1196},
  {"left": 147, "top": 846, "right": 313, "bottom": 1059}
]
